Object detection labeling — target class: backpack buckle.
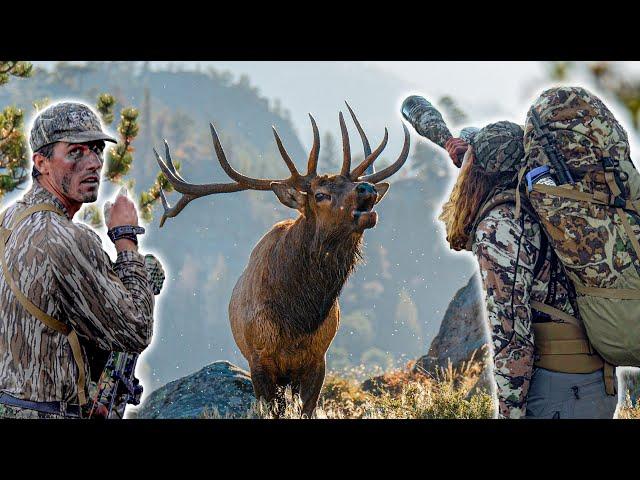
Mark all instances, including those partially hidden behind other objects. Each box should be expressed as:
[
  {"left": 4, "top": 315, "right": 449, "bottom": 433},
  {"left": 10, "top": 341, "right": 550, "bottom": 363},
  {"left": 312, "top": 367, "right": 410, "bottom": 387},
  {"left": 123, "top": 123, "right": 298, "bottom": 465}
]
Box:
[
  {"left": 612, "top": 196, "right": 627, "bottom": 208},
  {"left": 602, "top": 157, "right": 619, "bottom": 171}
]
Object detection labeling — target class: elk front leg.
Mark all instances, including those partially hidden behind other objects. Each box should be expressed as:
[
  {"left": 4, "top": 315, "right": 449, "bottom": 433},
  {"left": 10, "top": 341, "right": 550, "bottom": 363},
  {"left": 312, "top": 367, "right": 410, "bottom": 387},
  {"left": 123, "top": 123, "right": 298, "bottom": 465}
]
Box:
[
  {"left": 252, "top": 362, "right": 293, "bottom": 417},
  {"left": 250, "top": 365, "right": 278, "bottom": 412},
  {"left": 299, "top": 359, "right": 326, "bottom": 418}
]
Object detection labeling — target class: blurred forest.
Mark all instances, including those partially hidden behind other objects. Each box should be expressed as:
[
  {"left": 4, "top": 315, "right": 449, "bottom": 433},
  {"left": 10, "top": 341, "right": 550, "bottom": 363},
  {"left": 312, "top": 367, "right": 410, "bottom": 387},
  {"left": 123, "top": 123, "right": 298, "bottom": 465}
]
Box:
[{"left": 3, "top": 61, "right": 639, "bottom": 392}]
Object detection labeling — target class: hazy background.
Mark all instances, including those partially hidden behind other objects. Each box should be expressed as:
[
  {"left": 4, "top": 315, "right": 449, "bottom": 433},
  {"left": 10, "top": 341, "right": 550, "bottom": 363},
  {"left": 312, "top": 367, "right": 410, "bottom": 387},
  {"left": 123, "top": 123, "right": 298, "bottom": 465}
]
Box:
[{"left": 3, "top": 61, "right": 638, "bottom": 404}]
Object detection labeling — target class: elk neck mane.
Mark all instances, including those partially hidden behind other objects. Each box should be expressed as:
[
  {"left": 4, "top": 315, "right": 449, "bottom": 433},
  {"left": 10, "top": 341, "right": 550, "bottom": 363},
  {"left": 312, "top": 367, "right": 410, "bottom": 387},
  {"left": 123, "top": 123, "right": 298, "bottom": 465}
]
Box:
[{"left": 264, "top": 214, "right": 363, "bottom": 337}]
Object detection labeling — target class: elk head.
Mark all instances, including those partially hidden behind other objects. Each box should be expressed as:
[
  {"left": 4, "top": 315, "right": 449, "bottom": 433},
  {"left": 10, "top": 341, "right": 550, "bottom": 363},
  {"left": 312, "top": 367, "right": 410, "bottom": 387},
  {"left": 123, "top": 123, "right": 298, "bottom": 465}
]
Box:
[{"left": 154, "top": 102, "right": 410, "bottom": 233}]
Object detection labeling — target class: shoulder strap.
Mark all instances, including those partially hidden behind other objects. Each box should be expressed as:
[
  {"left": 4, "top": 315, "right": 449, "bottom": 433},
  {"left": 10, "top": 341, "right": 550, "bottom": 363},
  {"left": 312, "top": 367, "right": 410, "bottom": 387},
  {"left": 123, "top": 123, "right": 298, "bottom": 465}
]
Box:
[
  {"left": 533, "top": 232, "right": 548, "bottom": 279},
  {"left": 530, "top": 300, "right": 581, "bottom": 328},
  {"left": 0, "top": 204, "right": 88, "bottom": 406}
]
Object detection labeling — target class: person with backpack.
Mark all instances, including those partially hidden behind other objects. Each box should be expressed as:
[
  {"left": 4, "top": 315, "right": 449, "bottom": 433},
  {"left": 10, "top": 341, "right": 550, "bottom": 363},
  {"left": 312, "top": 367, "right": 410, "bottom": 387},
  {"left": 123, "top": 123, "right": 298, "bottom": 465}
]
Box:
[{"left": 439, "top": 100, "right": 624, "bottom": 418}]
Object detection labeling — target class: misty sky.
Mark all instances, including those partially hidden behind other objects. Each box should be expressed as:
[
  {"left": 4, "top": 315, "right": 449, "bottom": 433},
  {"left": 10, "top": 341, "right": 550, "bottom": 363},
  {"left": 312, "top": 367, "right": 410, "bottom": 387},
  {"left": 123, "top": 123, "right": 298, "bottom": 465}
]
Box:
[{"left": 369, "top": 61, "right": 544, "bottom": 109}]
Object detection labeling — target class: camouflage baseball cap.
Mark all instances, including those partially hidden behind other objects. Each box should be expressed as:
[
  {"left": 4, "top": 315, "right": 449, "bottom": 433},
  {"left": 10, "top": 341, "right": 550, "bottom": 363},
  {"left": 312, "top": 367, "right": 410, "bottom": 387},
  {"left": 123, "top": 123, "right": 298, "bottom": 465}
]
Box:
[
  {"left": 471, "top": 120, "right": 524, "bottom": 174},
  {"left": 29, "top": 102, "right": 117, "bottom": 153}
]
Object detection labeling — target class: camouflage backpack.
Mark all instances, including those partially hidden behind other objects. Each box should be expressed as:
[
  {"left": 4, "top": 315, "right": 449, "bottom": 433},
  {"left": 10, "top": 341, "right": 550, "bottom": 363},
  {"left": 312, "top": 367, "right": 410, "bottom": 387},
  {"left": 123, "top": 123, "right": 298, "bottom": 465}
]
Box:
[{"left": 522, "top": 86, "right": 640, "bottom": 368}]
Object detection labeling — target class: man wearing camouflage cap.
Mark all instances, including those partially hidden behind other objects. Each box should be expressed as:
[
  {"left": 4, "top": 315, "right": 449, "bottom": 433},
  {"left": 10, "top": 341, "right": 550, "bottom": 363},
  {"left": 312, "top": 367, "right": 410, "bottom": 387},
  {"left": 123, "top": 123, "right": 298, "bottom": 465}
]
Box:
[
  {"left": 0, "top": 101, "right": 164, "bottom": 419},
  {"left": 439, "top": 120, "right": 617, "bottom": 418}
]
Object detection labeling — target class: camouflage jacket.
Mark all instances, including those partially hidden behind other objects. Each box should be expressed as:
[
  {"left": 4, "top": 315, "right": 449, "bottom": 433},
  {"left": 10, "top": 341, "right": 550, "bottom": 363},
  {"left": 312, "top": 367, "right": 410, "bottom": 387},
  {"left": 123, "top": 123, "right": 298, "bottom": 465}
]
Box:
[
  {"left": 0, "top": 182, "right": 155, "bottom": 406},
  {"left": 472, "top": 203, "right": 575, "bottom": 419}
]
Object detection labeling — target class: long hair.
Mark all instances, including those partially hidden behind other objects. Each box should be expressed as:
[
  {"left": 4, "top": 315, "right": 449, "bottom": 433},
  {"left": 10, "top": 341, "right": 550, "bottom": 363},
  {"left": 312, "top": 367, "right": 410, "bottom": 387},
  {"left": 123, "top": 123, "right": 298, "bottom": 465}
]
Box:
[{"left": 439, "top": 147, "right": 514, "bottom": 251}]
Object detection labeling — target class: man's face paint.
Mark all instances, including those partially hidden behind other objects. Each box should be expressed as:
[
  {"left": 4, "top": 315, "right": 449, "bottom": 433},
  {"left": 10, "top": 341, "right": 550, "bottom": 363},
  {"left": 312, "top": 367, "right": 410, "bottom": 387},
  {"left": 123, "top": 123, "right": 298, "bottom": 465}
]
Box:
[{"left": 48, "top": 141, "right": 105, "bottom": 204}]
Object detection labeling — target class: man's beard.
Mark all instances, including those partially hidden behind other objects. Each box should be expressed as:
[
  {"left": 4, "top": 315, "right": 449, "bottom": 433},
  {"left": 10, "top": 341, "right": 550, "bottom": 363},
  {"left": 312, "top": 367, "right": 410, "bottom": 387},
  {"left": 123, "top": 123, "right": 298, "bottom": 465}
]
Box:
[
  {"left": 81, "top": 191, "right": 99, "bottom": 203},
  {"left": 61, "top": 174, "right": 99, "bottom": 203}
]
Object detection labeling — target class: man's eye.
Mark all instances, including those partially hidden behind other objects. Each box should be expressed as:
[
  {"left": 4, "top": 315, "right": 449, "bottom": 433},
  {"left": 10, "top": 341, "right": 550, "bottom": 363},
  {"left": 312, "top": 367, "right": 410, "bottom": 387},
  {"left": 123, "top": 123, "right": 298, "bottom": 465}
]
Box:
[
  {"left": 315, "top": 193, "right": 331, "bottom": 202},
  {"left": 90, "top": 144, "right": 104, "bottom": 156}
]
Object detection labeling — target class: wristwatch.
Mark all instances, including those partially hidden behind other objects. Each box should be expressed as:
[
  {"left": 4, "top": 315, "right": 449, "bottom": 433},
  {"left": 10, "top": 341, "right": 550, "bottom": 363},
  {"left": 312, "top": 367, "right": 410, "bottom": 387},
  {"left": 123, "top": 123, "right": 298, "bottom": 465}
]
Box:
[{"left": 107, "top": 225, "right": 146, "bottom": 245}]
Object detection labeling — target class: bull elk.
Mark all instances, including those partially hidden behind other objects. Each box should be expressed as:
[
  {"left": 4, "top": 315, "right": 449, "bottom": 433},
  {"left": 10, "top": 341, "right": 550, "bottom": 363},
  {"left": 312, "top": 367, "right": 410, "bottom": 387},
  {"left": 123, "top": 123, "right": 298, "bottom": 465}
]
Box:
[{"left": 154, "top": 103, "right": 410, "bottom": 416}]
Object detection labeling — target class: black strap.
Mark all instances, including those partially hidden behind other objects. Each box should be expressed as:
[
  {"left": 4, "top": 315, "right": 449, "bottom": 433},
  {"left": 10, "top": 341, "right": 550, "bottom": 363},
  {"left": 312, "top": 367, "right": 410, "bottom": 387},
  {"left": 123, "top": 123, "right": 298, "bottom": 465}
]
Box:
[
  {"left": 546, "top": 250, "right": 558, "bottom": 306},
  {"left": 533, "top": 230, "right": 548, "bottom": 279},
  {"left": 107, "top": 225, "right": 145, "bottom": 245},
  {"left": 0, "top": 392, "right": 80, "bottom": 417}
]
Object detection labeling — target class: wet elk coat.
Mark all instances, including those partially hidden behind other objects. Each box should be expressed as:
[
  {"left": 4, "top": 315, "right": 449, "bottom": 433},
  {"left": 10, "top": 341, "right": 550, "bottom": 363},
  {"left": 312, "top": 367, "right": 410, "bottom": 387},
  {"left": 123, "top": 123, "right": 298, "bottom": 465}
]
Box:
[{"left": 155, "top": 104, "right": 410, "bottom": 415}]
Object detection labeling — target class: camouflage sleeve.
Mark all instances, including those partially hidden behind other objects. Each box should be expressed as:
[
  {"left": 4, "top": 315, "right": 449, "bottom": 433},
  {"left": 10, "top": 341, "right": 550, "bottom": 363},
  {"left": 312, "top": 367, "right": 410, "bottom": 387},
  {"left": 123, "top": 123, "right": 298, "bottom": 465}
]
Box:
[
  {"left": 472, "top": 205, "right": 538, "bottom": 419},
  {"left": 47, "top": 219, "right": 155, "bottom": 353}
]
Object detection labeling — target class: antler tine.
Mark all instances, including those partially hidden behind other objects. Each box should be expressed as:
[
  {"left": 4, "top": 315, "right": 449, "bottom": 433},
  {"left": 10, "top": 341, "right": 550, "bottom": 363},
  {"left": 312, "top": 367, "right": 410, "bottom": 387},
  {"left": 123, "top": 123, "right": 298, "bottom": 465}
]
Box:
[
  {"left": 272, "top": 126, "right": 301, "bottom": 178},
  {"left": 339, "top": 111, "right": 351, "bottom": 177},
  {"left": 163, "top": 139, "right": 186, "bottom": 182},
  {"left": 350, "top": 128, "right": 389, "bottom": 180},
  {"left": 157, "top": 189, "right": 194, "bottom": 228},
  {"left": 345, "top": 101, "right": 378, "bottom": 177},
  {"left": 307, "top": 114, "right": 320, "bottom": 176},
  {"left": 153, "top": 147, "right": 192, "bottom": 194},
  {"left": 209, "top": 123, "right": 276, "bottom": 191},
  {"left": 344, "top": 101, "right": 371, "bottom": 157},
  {"left": 358, "top": 123, "right": 411, "bottom": 184}
]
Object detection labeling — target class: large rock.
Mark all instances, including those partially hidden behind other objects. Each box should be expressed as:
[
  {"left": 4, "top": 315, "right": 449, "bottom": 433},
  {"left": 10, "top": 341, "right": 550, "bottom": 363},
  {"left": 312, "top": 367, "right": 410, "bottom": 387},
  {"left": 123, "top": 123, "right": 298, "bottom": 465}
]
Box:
[
  {"left": 414, "top": 274, "right": 488, "bottom": 375},
  {"left": 136, "top": 361, "right": 255, "bottom": 419}
]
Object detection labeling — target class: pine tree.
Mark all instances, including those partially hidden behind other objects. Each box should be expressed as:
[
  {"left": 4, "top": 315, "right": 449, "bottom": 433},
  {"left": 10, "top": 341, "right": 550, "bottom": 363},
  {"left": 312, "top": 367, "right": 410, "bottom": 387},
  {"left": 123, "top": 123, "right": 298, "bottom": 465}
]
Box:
[
  {"left": 0, "top": 61, "right": 33, "bottom": 199},
  {"left": 0, "top": 106, "right": 29, "bottom": 195},
  {"left": 0, "top": 61, "right": 32, "bottom": 86}
]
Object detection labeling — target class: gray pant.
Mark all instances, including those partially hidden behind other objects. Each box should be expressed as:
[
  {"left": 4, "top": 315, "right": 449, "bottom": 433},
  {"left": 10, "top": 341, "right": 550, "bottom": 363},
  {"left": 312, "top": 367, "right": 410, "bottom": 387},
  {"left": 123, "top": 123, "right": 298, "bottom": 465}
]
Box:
[{"left": 525, "top": 368, "right": 619, "bottom": 419}]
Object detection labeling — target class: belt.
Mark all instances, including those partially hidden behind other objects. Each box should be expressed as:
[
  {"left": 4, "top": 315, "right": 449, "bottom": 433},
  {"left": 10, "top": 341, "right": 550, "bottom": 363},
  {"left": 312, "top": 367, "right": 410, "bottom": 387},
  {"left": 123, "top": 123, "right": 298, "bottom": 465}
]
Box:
[{"left": 0, "top": 392, "right": 81, "bottom": 418}]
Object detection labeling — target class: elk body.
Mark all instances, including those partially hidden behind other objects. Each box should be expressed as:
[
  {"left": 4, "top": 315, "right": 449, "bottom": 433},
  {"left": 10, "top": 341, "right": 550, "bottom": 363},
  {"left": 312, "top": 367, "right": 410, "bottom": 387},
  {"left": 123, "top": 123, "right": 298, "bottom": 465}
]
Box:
[{"left": 155, "top": 104, "right": 410, "bottom": 416}]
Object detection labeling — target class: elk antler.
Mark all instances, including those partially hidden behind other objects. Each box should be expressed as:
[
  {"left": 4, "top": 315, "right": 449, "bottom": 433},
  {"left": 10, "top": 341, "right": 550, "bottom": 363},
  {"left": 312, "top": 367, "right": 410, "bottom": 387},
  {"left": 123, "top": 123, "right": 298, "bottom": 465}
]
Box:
[
  {"left": 155, "top": 117, "right": 322, "bottom": 226},
  {"left": 210, "top": 119, "right": 319, "bottom": 192},
  {"left": 153, "top": 140, "right": 249, "bottom": 227},
  {"left": 342, "top": 102, "right": 409, "bottom": 183},
  {"left": 155, "top": 105, "right": 410, "bottom": 226},
  {"left": 345, "top": 101, "right": 381, "bottom": 177},
  {"left": 307, "top": 114, "right": 320, "bottom": 176},
  {"left": 356, "top": 122, "right": 410, "bottom": 184}
]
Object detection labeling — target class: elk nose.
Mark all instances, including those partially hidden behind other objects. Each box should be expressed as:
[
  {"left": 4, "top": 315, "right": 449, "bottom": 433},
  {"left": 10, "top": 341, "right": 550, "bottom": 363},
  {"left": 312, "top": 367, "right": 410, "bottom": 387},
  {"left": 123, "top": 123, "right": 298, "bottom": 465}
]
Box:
[{"left": 356, "top": 183, "right": 376, "bottom": 196}]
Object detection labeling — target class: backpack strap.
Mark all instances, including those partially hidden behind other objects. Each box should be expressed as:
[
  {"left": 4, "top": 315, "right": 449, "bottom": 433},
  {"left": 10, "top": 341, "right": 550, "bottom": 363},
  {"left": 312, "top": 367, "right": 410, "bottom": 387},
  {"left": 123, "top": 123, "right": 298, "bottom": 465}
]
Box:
[
  {"left": 0, "top": 205, "right": 88, "bottom": 406},
  {"left": 533, "top": 231, "right": 548, "bottom": 280},
  {"left": 531, "top": 301, "right": 582, "bottom": 328},
  {"left": 530, "top": 182, "right": 640, "bottom": 214}
]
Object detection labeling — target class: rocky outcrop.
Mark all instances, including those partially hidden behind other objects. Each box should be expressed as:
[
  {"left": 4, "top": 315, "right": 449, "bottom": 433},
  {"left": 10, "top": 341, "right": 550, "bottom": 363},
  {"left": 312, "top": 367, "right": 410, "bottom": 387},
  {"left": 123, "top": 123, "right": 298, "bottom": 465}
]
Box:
[
  {"left": 136, "top": 361, "right": 255, "bottom": 419},
  {"left": 414, "top": 274, "right": 488, "bottom": 375}
]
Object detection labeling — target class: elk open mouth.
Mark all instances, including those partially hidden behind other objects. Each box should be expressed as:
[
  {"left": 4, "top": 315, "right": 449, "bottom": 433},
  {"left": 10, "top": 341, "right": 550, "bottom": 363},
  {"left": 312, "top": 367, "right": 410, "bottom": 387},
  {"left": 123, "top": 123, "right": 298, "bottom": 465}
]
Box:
[{"left": 352, "top": 195, "right": 378, "bottom": 230}]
